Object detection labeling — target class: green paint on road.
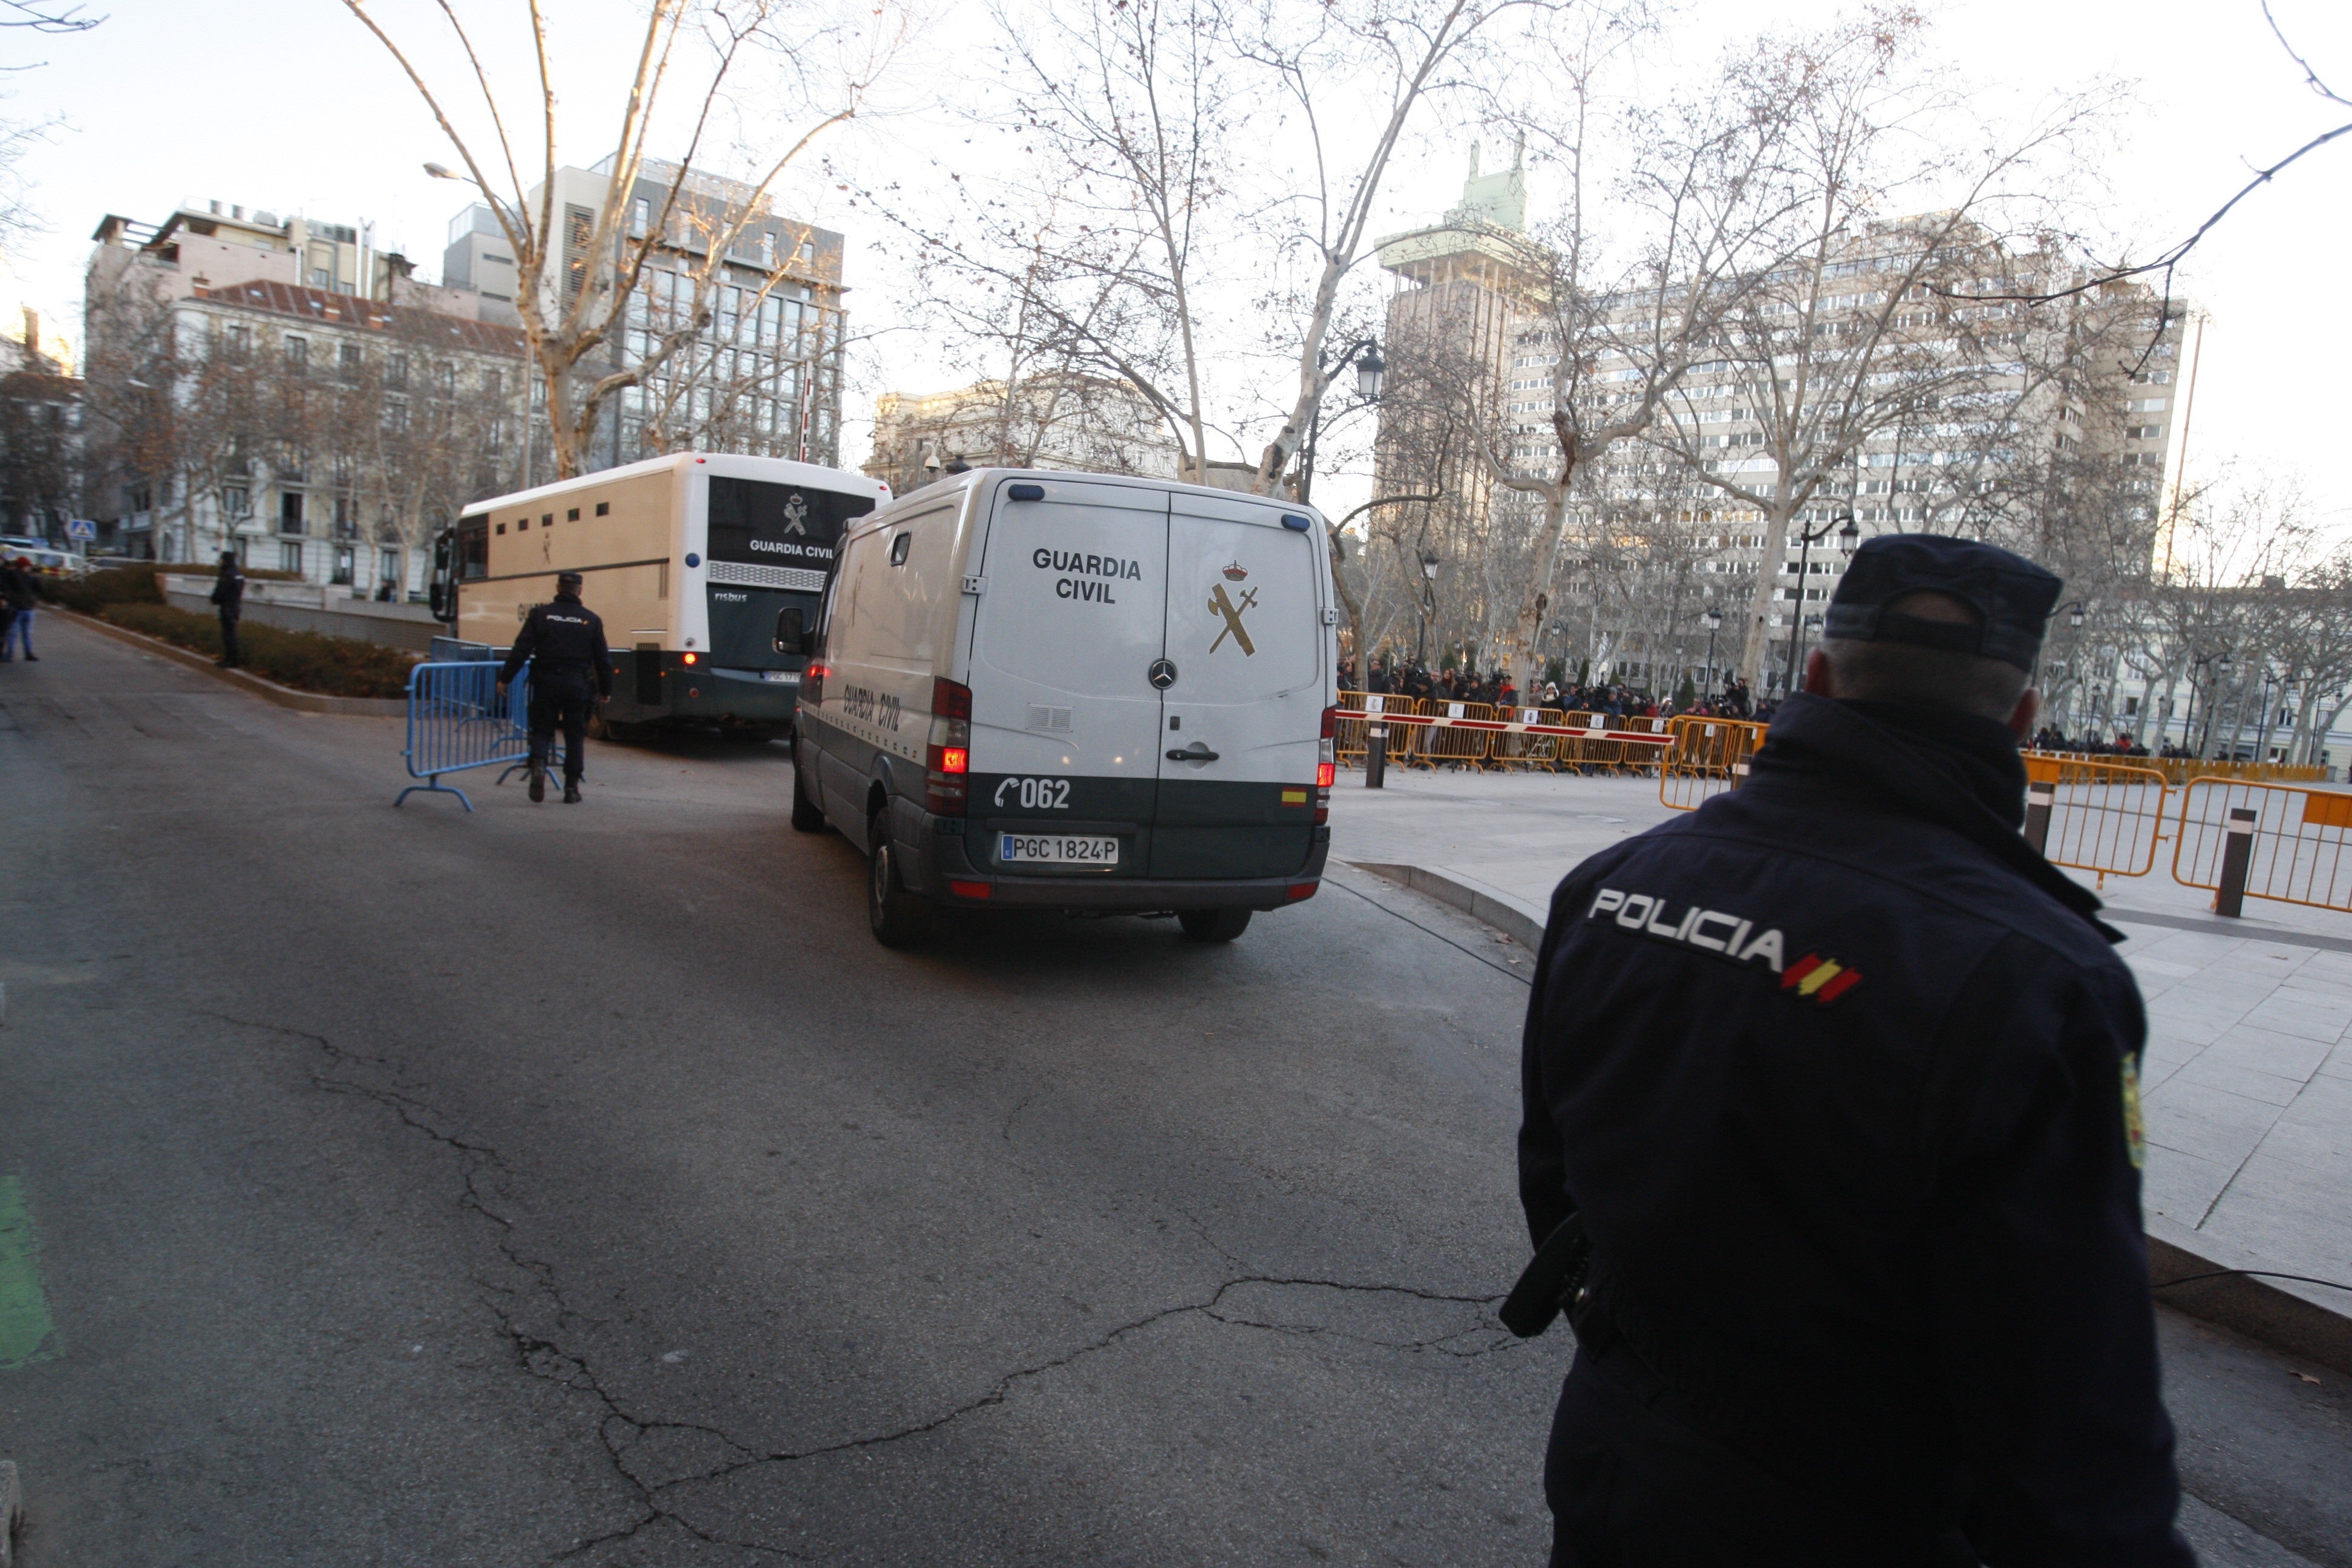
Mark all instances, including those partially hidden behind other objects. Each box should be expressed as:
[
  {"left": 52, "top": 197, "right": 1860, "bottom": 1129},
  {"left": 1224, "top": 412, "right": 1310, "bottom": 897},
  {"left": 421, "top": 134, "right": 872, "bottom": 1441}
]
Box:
[{"left": 0, "top": 1174, "right": 57, "bottom": 1368}]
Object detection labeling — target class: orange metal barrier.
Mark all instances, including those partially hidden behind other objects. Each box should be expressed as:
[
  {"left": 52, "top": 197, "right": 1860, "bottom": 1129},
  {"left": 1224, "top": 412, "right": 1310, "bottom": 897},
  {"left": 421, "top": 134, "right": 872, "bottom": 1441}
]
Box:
[
  {"left": 1334, "top": 693, "right": 1672, "bottom": 775},
  {"left": 2172, "top": 778, "right": 2352, "bottom": 913},
  {"left": 1488, "top": 706, "right": 1569, "bottom": 770},
  {"left": 1658, "top": 717, "right": 1767, "bottom": 811},
  {"left": 2028, "top": 749, "right": 2327, "bottom": 788},
  {"left": 1418, "top": 701, "right": 1498, "bottom": 768},
  {"left": 2024, "top": 756, "right": 2171, "bottom": 880}
]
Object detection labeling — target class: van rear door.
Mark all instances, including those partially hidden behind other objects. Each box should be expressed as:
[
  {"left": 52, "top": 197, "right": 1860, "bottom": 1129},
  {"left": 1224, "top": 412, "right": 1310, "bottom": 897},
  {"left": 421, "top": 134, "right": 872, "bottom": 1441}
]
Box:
[
  {"left": 1151, "top": 492, "right": 1326, "bottom": 878},
  {"left": 965, "top": 479, "right": 1169, "bottom": 879}
]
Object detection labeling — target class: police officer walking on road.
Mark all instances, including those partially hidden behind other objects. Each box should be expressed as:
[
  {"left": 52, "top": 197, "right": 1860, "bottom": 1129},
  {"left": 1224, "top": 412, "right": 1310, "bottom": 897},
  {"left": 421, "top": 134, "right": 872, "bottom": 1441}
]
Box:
[
  {"left": 498, "top": 569, "right": 611, "bottom": 805},
  {"left": 1514, "top": 535, "right": 2192, "bottom": 1567}
]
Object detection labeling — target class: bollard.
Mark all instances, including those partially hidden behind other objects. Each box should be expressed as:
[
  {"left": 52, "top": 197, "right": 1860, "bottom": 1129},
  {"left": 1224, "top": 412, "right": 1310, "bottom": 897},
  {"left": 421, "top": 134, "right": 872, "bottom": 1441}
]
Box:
[
  {"left": 1365, "top": 725, "right": 1387, "bottom": 789},
  {"left": 2215, "top": 806, "right": 2258, "bottom": 918},
  {"left": 2023, "top": 780, "right": 2055, "bottom": 854}
]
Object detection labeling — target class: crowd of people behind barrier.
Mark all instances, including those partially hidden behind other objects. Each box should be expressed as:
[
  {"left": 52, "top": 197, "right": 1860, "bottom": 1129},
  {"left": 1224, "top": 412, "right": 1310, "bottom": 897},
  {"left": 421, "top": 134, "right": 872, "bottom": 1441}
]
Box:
[{"left": 1341, "top": 656, "right": 1775, "bottom": 724}]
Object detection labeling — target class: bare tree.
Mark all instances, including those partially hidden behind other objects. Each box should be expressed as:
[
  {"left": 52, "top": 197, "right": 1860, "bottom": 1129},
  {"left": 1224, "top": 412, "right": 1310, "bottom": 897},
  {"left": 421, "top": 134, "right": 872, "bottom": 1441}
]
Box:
[
  {"left": 343, "top": 0, "right": 900, "bottom": 479},
  {"left": 1618, "top": 15, "right": 2117, "bottom": 684}
]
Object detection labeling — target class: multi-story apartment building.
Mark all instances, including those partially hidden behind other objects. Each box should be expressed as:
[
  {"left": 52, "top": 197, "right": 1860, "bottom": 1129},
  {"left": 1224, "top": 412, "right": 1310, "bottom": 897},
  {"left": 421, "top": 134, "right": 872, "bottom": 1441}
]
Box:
[
  {"left": 1371, "top": 157, "right": 2192, "bottom": 691},
  {"left": 85, "top": 203, "right": 522, "bottom": 586},
  {"left": 459, "top": 155, "right": 850, "bottom": 480},
  {"left": 863, "top": 372, "right": 1182, "bottom": 495},
  {"left": 83, "top": 160, "right": 856, "bottom": 587}
]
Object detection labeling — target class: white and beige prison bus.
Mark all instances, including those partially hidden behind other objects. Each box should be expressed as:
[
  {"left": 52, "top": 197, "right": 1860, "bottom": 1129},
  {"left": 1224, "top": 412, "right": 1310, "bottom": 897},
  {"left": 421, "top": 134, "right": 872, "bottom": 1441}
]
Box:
[{"left": 429, "top": 452, "right": 889, "bottom": 738}]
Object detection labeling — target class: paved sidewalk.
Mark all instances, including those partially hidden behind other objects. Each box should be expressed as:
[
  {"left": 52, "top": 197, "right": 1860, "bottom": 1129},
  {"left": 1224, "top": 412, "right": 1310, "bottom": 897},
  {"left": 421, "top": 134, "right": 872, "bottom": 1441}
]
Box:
[{"left": 1328, "top": 765, "right": 2352, "bottom": 1343}]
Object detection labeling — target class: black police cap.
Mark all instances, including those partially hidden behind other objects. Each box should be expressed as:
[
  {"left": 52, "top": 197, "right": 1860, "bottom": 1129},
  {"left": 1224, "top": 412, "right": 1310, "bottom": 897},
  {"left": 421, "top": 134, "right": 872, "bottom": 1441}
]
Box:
[
  {"left": 555, "top": 570, "right": 584, "bottom": 590},
  {"left": 1822, "top": 534, "right": 2061, "bottom": 673}
]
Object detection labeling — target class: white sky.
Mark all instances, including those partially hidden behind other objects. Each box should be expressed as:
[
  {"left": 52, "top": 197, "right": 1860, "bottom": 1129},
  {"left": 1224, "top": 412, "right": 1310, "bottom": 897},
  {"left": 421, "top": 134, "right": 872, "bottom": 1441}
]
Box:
[{"left": 4, "top": 0, "right": 2346, "bottom": 532}]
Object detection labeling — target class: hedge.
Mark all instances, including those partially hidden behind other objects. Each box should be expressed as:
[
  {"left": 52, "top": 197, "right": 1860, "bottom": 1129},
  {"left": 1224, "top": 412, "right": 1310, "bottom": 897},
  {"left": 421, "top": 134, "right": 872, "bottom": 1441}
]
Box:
[
  {"left": 97, "top": 601, "right": 417, "bottom": 699},
  {"left": 41, "top": 561, "right": 301, "bottom": 615}
]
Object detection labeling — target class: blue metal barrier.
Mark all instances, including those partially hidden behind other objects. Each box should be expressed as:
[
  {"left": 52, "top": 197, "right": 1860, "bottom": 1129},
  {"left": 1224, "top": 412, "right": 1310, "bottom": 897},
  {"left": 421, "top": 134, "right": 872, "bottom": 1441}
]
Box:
[{"left": 397, "top": 661, "right": 531, "bottom": 810}]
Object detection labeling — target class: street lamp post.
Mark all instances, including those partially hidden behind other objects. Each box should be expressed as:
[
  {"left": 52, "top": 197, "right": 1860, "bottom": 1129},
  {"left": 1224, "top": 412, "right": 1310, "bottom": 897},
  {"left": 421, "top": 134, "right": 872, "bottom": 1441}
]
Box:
[
  {"left": 1701, "top": 607, "right": 1723, "bottom": 697},
  {"left": 1296, "top": 341, "right": 1385, "bottom": 505},
  {"left": 1783, "top": 512, "right": 1861, "bottom": 695},
  {"left": 1416, "top": 550, "right": 1440, "bottom": 670}
]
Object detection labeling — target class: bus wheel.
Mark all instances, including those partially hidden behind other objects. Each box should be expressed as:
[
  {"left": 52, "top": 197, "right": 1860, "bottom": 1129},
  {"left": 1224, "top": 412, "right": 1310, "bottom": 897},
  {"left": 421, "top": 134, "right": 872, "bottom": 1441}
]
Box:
[
  {"left": 1178, "top": 908, "right": 1252, "bottom": 942},
  {"left": 867, "top": 812, "right": 933, "bottom": 947},
  {"left": 791, "top": 757, "right": 828, "bottom": 834}
]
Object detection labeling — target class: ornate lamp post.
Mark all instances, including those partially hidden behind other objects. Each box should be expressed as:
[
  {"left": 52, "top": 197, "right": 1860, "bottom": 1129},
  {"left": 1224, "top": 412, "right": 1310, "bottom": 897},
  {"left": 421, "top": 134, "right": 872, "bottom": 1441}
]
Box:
[
  {"left": 1783, "top": 512, "right": 1861, "bottom": 694},
  {"left": 1296, "top": 341, "right": 1385, "bottom": 505},
  {"left": 1701, "top": 607, "right": 1723, "bottom": 697},
  {"left": 1416, "top": 549, "right": 1440, "bottom": 669}
]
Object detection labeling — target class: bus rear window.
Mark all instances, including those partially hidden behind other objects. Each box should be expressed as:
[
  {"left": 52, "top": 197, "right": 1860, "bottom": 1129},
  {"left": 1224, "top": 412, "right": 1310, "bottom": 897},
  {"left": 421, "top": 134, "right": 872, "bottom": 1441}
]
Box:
[{"left": 707, "top": 477, "right": 873, "bottom": 573}]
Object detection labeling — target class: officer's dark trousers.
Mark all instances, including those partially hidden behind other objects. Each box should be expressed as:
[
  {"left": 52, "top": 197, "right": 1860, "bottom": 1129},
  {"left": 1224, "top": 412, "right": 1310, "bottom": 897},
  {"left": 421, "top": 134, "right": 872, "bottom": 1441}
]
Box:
[
  {"left": 218, "top": 613, "right": 240, "bottom": 667},
  {"left": 1547, "top": 1345, "right": 1976, "bottom": 1568},
  {"left": 528, "top": 670, "right": 591, "bottom": 786}
]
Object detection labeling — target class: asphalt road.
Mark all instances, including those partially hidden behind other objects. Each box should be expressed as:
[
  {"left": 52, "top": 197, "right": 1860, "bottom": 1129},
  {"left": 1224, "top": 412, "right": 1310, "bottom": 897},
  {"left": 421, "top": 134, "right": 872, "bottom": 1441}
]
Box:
[{"left": 2, "top": 614, "right": 2347, "bottom": 1567}]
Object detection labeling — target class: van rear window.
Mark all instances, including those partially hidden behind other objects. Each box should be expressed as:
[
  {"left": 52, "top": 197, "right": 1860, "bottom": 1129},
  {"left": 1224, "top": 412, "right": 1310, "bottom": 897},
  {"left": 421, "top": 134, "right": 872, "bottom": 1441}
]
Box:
[{"left": 707, "top": 477, "right": 873, "bottom": 574}]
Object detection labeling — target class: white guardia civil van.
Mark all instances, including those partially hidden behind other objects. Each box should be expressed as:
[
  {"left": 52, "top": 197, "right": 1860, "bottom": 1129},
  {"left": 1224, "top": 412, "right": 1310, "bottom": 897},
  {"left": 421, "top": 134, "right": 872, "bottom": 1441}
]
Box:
[{"left": 789, "top": 469, "right": 1339, "bottom": 945}]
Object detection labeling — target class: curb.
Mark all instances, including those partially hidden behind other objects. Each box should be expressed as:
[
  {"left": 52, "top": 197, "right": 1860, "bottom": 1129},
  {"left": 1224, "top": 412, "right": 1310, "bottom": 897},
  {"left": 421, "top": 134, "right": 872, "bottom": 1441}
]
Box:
[
  {"left": 1349, "top": 860, "right": 1546, "bottom": 949},
  {"left": 1359, "top": 858, "right": 2352, "bottom": 1376},
  {"left": 56, "top": 608, "right": 408, "bottom": 717}
]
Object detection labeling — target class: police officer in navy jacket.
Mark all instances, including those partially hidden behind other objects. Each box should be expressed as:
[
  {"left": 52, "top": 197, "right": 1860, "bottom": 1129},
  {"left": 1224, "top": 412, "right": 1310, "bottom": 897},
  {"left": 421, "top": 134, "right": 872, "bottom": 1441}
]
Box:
[
  {"left": 1519, "top": 535, "right": 2190, "bottom": 1567},
  {"left": 498, "top": 570, "right": 611, "bottom": 804}
]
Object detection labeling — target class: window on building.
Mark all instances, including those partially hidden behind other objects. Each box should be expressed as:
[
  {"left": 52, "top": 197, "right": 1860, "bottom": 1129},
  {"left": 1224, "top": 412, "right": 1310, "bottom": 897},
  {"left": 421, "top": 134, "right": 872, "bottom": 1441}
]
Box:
[
  {"left": 280, "top": 491, "right": 305, "bottom": 535},
  {"left": 382, "top": 398, "right": 408, "bottom": 433},
  {"left": 632, "top": 196, "right": 652, "bottom": 237},
  {"left": 386, "top": 354, "right": 409, "bottom": 390},
  {"left": 332, "top": 546, "right": 354, "bottom": 586},
  {"left": 333, "top": 495, "right": 357, "bottom": 537},
  {"left": 380, "top": 547, "right": 402, "bottom": 587},
  {"left": 225, "top": 323, "right": 250, "bottom": 358},
  {"left": 341, "top": 342, "right": 362, "bottom": 377},
  {"left": 222, "top": 486, "right": 250, "bottom": 519},
  {"left": 285, "top": 336, "right": 309, "bottom": 376},
  {"left": 280, "top": 540, "right": 304, "bottom": 575}
]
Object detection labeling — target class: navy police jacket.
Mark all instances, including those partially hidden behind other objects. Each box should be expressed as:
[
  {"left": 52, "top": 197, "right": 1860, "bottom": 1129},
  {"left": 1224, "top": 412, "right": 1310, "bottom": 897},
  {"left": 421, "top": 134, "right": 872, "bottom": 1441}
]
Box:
[
  {"left": 1520, "top": 692, "right": 2190, "bottom": 1566},
  {"left": 500, "top": 595, "right": 612, "bottom": 696}
]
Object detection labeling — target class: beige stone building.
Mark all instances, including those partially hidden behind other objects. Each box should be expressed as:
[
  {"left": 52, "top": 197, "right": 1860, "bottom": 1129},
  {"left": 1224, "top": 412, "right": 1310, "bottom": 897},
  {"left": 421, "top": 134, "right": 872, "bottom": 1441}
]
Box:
[{"left": 863, "top": 373, "right": 1182, "bottom": 496}]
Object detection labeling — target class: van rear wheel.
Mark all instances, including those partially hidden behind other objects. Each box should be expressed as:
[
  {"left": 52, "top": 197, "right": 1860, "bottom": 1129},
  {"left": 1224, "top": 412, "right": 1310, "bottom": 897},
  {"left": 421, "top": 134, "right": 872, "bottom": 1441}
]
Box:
[
  {"left": 1178, "top": 908, "right": 1252, "bottom": 942},
  {"left": 790, "top": 754, "right": 828, "bottom": 833},
  {"left": 867, "top": 812, "right": 934, "bottom": 947}
]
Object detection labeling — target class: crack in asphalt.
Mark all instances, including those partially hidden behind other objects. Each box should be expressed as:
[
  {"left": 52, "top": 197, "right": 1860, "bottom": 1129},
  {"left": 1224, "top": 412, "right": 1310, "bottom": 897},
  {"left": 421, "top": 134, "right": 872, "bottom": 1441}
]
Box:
[{"left": 209, "top": 1010, "right": 1520, "bottom": 1565}]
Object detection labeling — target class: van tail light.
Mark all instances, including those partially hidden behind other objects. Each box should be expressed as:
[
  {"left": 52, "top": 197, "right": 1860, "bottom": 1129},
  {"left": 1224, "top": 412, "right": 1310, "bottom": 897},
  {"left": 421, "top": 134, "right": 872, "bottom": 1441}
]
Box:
[
  {"left": 1316, "top": 710, "right": 1337, "bottom": 823},
  {"left": 803, "top": 661, "right": 828, "bottom": 705},
  {"left": 926, "top": 677, "right": 974, "bottom": 815}
]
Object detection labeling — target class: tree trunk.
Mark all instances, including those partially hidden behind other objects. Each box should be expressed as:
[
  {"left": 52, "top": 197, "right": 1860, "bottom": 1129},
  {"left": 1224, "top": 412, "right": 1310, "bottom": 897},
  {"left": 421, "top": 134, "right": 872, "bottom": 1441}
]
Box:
[{"left": 1739, "top": 500, "right": 1797, "bottom": 690}]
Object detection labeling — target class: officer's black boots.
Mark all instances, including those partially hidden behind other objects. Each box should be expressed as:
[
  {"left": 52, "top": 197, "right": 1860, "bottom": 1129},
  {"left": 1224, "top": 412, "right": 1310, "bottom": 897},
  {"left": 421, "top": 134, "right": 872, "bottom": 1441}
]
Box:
[
  {"left": 528, "top": 765, "right": 546, "bottom": 803},
  {"left": 563, "top": 783, "right": 582, "bottom": 804}
]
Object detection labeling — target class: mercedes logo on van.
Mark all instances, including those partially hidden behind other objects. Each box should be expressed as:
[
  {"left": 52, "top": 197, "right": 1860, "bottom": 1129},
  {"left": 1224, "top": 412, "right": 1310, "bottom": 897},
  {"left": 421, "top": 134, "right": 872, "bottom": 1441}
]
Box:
[{"left": 1148, "top": 659, "right": 1178, "bottom": 690}]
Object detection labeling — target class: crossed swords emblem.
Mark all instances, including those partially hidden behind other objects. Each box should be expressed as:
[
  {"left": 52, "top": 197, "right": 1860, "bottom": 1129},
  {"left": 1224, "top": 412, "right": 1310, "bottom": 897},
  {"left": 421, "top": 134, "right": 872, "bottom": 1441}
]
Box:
[{"left": 1207, "top": 583, "right": 1258, "bottom": 656}]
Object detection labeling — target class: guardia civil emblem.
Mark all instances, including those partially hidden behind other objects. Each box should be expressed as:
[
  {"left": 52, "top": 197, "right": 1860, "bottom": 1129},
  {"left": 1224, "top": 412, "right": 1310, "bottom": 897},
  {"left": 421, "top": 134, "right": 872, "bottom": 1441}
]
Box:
[
  {"left": 1208, "top": 562, "right": 1257, "bottom": 656},
  {"left": 782, "top": 493, "right": 809, "bottom": 536}
]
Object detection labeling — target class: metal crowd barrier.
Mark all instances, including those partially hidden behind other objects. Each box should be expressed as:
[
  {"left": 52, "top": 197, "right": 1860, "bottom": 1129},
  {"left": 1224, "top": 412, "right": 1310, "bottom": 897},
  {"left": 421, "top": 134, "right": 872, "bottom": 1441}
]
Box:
[
  {"left": 2173, "top": 778, "right": 2352, "bottom": 915},
  {"left": 397, "top": 659, "right": 535, "bottom": 811},
  {"left": 1658, "top": 717, "right": 1766, "bottom": 811},
  {"left": 2028, "top": 749, "right": 2327, "bottom": 788},
  {"left": 2023, "top": 756, "right": 2172, "bottom": 881},
  {"left": 1334, "top": 693, "right": 1672, "bottom": 775}
]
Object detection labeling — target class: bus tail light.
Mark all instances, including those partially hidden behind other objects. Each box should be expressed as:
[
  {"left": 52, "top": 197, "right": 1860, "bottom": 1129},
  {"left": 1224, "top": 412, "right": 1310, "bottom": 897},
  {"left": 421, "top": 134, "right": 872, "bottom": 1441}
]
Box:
[{"left": 926, "top": 678, "right": 974, "bottom": 815}]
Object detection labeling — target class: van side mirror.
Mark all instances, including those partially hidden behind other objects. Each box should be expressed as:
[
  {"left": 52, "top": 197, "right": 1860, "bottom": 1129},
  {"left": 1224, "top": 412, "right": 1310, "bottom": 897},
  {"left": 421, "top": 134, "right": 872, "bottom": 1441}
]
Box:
[{"left": 774, "top": 606, "right": 812, "bottom": 656}]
